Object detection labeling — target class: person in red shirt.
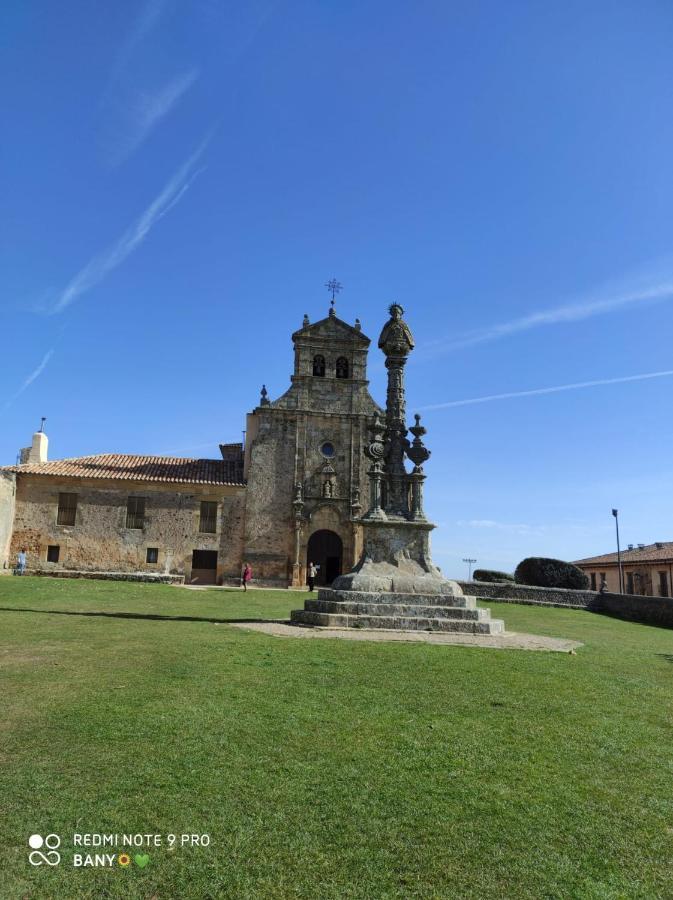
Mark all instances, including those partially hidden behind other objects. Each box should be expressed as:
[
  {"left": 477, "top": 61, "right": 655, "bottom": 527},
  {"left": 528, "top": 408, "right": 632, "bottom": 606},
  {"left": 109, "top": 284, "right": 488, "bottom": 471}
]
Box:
[{"left": 241, "top": 563, "right": 252, "bottom": 591}]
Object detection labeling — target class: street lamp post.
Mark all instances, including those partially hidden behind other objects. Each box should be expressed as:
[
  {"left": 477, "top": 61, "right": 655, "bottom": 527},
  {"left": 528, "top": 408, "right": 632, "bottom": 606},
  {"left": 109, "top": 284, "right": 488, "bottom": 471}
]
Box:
[
  {"left": 462, "top": 557, "right": 477, "bottom": 580},
  {"left": 611, "top": 509, "right": 623, "bottom": 594}
]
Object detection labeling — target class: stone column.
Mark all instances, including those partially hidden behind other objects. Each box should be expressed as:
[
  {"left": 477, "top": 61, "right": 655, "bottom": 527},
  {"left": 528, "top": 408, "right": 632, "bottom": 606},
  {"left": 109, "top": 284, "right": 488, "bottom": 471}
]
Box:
[
  {"left": 362, "top": 414, "right": 387, "bottom": 521},
  {"left": 291, "top": 482, "right": 304, "bottom": 587},
  {"left": 407, "top": 414, "right": 430, "bottom": 521},
  {"left": 378, "top": 304, "right": 415, "bottom": 519}
]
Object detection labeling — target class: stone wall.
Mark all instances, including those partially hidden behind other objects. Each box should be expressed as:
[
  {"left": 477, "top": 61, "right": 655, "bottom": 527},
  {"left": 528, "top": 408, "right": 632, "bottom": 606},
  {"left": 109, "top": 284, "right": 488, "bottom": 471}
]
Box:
[
  {"left": 10, "top": 474, "right": 246, "bottom": 583},
  {"left": 0, "top": 470, "right": 16, "bottom": 571},
  {"left": 457, "top": 580, "right": 595, "bottom": 608},
  {"left": 459, "top": 580, "right": 673, "bottom": 628}
]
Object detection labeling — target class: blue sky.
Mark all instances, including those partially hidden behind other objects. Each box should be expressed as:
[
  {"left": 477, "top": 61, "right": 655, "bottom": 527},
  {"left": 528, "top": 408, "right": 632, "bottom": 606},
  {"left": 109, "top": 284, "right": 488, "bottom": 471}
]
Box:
[{"left": 3, "top": 0, "right": 673, "bottom": 577}]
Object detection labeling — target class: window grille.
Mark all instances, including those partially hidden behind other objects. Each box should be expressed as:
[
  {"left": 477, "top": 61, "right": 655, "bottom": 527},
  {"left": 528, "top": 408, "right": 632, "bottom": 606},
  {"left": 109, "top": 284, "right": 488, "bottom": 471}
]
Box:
[
  {"left": 126, "top": 497, "right": 146, "bottom": 529},
  {"left": 199, "top": 501, "right": 218, "bottom": 534},
  {"left": 57, "top": 493, "right": 77, "bottom": 526}
]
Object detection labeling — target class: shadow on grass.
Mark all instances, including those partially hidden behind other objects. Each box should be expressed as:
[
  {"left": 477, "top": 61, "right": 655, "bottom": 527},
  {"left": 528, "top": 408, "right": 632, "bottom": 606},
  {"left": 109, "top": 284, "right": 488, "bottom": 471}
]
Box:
[
  {"left": 0, "top": 606, "right": 289, "bottom": 625},
  {"left": 655, "top": 653, "right": 673, "bottom": 663}
]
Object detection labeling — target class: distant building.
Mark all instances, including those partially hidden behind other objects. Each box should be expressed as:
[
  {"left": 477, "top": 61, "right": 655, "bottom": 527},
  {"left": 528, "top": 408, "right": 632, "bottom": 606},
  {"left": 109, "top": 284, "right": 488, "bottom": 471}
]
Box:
[
  {"left": 574, "top": 543, "right": 673, "bottom": 596},
  {"left": 0, "top": 304, "right": 381, "bottom": 586}
]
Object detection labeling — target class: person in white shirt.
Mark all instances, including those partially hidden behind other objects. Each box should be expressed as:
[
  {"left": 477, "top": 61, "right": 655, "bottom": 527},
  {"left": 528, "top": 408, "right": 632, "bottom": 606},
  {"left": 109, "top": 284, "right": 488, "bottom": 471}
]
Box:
[{"left": 307, "top": 562, "right": 318, "bottom": 592}]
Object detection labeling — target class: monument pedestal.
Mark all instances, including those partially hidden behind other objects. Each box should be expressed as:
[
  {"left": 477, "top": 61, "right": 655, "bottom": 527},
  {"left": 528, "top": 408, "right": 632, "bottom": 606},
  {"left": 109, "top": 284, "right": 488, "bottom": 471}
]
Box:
[
  {"left": 291, "top": 588, "right": 504, "bottom": 634},
  {"left": 290, "top": 520, "right": 505, "bottom": 634}
]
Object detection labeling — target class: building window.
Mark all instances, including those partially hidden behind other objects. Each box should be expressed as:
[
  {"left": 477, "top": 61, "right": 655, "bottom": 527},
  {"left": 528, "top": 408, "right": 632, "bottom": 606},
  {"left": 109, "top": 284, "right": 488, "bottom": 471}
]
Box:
[
  {"left": 199, "top": 501, "right": 218, "bottom": 534},
  {"left": 146, "top": 547, "right": 159, "bottom": 564},
  {"left": 320, "top": 442, "right": 335, "bottom": 458},
  {"left": 313, "top": 355, "right": 325, "bottom": 377},
  {"left": 126, "top": 497, "right": 146, "bottom": 529},
  {"left": 335, "top": 356, "right": 349, "bottom": 379},
  {"left": 57, "top": 492, "right": 78, "bottom": 526},
  {"left": 627, "top": 573, "right": 634, "bottom": 595},
  {"left": 600, "top": 572, "right": 606, "bottom": 587},
  {"left": 47, "top": 545, "right": 60, "bottom": 563},
  {"left": 590, "top": 572, "right": 596, "bottom": 591},
  {"left": 659, "top": 571, "right": 669, "bottom": 597}
]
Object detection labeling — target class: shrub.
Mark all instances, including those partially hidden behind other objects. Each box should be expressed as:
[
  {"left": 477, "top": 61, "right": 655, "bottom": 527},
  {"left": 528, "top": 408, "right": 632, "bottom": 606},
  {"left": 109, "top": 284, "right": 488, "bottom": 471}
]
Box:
[
  {"left": 473, "top": 569, "right": 515, "bottom": 583},
  {"left": 514, "top": 557, "right": 589, "bottom": 590}
]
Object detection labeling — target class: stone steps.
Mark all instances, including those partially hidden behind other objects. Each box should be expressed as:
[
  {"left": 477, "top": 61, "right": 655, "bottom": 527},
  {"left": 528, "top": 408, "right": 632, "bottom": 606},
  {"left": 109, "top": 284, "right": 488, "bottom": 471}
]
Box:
[
  {"left": 315, "top": 588, "right": 477, "bottom": 609},
  {"left": 290, "top": 609, "right": 505, "bottom": 634},
  {"left": 303, "top": 598, "right": 489, "bottom": 621}
]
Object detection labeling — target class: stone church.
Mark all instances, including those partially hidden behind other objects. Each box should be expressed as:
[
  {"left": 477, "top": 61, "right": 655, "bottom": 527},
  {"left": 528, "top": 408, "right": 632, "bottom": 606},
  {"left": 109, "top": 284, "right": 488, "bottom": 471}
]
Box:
[{"left": 0, "top": 304, "right": 383, "bottom": 587}]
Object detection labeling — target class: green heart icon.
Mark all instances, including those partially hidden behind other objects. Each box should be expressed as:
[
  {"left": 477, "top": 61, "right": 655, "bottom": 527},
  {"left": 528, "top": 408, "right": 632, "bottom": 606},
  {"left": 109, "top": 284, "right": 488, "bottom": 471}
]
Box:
[{"left": 134, "top": 854, "right": 150, "bottom": 868}]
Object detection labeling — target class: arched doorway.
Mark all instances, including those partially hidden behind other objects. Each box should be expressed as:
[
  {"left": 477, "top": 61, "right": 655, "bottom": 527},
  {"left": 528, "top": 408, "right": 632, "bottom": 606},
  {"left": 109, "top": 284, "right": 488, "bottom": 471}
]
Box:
[{"left": 307, "top": 530, "right": 343, "bottom": 586}]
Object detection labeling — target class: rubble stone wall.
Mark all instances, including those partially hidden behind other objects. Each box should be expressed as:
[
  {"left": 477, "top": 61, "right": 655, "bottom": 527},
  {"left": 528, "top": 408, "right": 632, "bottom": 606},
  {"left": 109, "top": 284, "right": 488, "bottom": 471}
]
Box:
[
  {"left": 0, "top": 470, "right": 16, "bottom": 571},
  {"left": 9, "top": 474, "right": 246, "bottom": 583}
]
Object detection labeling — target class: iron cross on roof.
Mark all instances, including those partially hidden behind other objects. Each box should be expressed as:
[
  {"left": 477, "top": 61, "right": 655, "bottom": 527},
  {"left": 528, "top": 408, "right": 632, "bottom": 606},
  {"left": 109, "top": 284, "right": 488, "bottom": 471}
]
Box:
[{"left": 325, "top": 278, "right": 342, "bottom": 308}]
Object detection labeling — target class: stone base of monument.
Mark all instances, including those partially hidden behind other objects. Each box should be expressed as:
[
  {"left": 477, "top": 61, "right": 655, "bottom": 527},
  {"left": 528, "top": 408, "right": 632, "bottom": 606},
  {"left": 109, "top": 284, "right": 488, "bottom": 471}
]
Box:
[{"left": 290, "top": 588, "right": 505, "bottom": 634}]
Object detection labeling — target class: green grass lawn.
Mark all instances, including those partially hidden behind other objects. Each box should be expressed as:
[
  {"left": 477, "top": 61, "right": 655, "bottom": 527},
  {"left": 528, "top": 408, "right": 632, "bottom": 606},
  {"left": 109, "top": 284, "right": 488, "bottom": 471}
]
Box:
[{"left": 1, "top": 577, "right": 672, "bottom": 899}]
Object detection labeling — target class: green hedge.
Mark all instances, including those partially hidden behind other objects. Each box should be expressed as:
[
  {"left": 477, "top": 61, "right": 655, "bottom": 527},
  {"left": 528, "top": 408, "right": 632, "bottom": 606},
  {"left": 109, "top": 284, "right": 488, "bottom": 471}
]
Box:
[
  {"left": 473, "top": 569, "right": 515, "bottom": 583},
  {"left": 514, "top": 557, "right": 589, "bottom": 590}
]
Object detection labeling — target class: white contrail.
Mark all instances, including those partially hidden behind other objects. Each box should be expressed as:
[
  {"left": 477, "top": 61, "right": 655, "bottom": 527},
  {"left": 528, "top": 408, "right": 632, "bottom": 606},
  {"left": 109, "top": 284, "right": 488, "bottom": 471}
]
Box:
[
  {"left": 107, "top": 69, "right": 199, "bottom": 166},
  {"left": 418, "top": 369, "right": 673, "bottom": 410},
  {"left": 51, "top": 139, "right": 208, "bottom": 313},
  {"left": 422, "top": 280, "right": 673, "bottom": 354},
  {"left": 4, "top": 349, "right": 55, "bottom": 410}
]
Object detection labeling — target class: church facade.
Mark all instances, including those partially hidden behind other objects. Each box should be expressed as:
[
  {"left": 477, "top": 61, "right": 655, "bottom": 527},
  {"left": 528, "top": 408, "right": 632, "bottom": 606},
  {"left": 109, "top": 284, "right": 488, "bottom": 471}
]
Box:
[{"left": 0, "top": 305, "right": 382, "bottom": 587}]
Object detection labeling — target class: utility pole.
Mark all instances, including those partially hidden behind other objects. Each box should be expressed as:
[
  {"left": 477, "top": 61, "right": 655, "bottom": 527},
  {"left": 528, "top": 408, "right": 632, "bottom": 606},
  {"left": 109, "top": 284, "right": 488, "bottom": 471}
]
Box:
[
  {"left": 462, "top": 557, "right": 477, "bottom": 580},
  {"left": 612, "top": 509, "right": 623, "bottom": 593}
]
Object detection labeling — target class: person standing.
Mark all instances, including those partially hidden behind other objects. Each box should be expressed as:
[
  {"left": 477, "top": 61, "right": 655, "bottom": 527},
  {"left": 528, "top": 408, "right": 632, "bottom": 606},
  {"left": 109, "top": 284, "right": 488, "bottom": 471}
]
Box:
[
  {"left": 307, "top": 561, "right": 317, "bottom": 592},
  {"left": 16, "top": 548, "right": 27, "bottom": 576},
  {"left": 241, "top": 562, "right": 252, "bottom": 591}
]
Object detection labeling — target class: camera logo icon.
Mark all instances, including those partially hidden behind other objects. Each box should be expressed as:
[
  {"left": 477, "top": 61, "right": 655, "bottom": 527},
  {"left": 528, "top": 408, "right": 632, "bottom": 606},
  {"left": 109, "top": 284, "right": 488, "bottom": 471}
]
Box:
[{"left": 28, "top": 834, "right": 61, "bottom": 866}]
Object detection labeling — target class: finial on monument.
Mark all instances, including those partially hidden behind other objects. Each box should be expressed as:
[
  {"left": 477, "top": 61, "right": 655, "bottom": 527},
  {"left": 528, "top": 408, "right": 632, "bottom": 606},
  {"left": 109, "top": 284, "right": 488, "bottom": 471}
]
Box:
[
  {"left": 260, "top": 384, "right": 270, "bottom": 406},
  {"left": 354, "top": 318, "right": 361, "bottom": 331},
  {"left": 303, "top": 313, "right": 310, "bottom": 327}
]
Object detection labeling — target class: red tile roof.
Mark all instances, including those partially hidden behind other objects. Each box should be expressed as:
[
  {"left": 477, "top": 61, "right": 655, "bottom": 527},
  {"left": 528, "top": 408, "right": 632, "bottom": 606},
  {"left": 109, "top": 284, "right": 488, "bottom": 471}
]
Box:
[
  {"left": 574, "top": 541, "right": 673, "bottom": 566},
  {"left": 4, "top": 454, "right": 246, "bottom": 486}
]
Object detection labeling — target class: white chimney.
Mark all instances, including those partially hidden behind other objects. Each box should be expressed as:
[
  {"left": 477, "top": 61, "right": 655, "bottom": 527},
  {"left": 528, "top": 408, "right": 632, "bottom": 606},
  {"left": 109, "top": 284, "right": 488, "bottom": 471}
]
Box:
[{"left": 27, "top": 430, "right": 48, "bottom": 464}]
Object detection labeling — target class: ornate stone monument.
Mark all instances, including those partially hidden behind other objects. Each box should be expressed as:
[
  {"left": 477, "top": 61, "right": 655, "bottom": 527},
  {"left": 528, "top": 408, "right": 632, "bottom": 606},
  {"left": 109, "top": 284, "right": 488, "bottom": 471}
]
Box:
[{"left": 291, "top": 304, "right": 505, "bottom": 634}]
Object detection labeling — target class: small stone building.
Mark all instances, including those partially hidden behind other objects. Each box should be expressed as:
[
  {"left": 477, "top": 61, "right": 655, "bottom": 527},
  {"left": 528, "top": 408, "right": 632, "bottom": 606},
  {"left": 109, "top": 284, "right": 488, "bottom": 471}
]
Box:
[{"left": 0, "top": 305, "right": 382, "bottom": 586}]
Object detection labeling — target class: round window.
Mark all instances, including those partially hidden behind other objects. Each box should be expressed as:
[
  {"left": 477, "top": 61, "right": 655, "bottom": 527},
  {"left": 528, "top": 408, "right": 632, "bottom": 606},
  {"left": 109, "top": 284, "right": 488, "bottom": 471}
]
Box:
[{"left": 321, "top": 442, "right": 335, "bottom": 458}]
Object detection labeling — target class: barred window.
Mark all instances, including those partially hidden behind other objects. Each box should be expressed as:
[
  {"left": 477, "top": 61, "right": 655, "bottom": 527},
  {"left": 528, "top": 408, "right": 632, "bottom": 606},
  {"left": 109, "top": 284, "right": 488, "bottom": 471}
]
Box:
[
  {"left": 126, "top": 497, "right": 146, "bottom": 529},
  {"left": 57, "top": 492, "right": 77, "bottom": 526},
  {"left": 199, "top": 501, "right": 218, "bottom": 534},
  {"left": 313, "top": 355, "right": 325, "bottom": 377}
]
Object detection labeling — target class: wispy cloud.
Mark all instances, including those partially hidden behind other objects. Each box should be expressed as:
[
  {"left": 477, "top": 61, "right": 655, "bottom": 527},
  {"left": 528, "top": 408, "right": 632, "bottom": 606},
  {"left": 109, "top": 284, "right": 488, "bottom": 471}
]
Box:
[
  {"left": 50, "top": 140, "right": 208, "bottom": 314},
  {"left": 419, "top": 369, "right": 673, "bottom": 411},
  {"left": 106, "top": 69, "right": 199, "bottom": 166},
  {"left": 422, "top": 279, "right": 673, "bottom": 356},
  {"left": 4, "top": 350, "right": 54, "bottom": 411},
  {"left": 102, "top": 0, "right": 198, "bottom": 165},
  {"left": 110, "top": 0, "right": 167, "bottom": 82}
]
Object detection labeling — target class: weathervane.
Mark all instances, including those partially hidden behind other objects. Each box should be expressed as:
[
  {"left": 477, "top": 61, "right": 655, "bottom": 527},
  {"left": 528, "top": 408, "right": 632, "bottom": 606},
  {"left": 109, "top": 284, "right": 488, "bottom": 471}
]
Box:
[{"left": 325, "top": 278, "right": 342, "bottom": 303}]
